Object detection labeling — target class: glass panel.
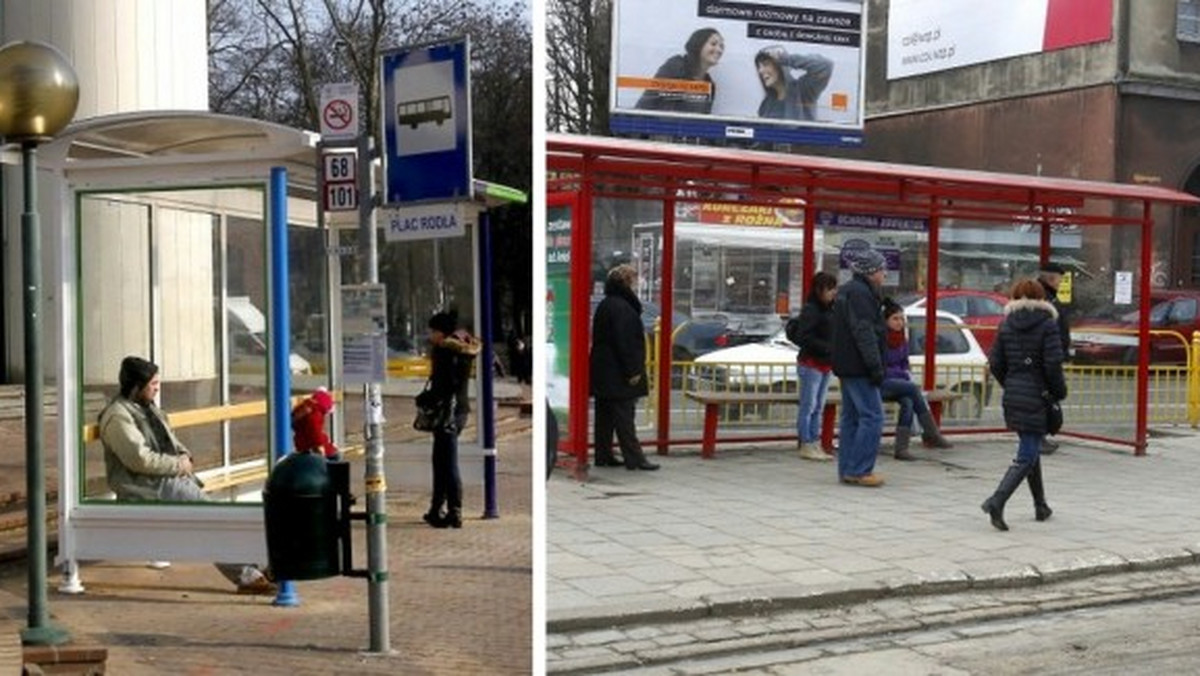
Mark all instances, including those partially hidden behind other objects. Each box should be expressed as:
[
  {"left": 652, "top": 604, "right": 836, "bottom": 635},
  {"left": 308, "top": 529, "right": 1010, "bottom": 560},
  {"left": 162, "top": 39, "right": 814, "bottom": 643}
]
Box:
[
  {"left": 80, "top": 187, "right": 270, "bottom": 504},
  {"left": 547, "top": 202, "right": 573, "bottom": 436}
]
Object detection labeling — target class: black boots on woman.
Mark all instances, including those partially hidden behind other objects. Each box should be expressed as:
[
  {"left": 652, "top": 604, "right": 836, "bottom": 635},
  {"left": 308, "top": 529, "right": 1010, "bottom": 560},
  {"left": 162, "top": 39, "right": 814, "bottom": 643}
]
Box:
[
  {"left": 981, "top": 458, "right": 1052, "bottom": 530},
  {"left": 423, "top": 507, "right": 463, "bottom": 529},
  {"left": 981, "top": 460, "right": 1031, "bottom": 531}
]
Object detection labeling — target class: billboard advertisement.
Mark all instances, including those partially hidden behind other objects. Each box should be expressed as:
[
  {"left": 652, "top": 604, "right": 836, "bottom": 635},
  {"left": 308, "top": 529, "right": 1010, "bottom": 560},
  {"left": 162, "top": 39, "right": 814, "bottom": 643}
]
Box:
[
  {"left": 610, "top": 0, "right": 866, "bottom": 146},
  {"left": 380, "top": 38, "right": 472, "bottom": 205},
  {"left": 887, "top": 0, "right": 1113, "bottom": 80}
]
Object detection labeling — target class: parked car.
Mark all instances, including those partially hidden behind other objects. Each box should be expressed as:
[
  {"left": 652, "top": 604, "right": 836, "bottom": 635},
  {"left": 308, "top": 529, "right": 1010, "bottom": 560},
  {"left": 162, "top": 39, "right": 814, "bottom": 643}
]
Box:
[
  {"left": 896, "top": 289, "right": 1008, "bottom": 353},
  {"left": 227, "top": 296, "right": 313, "bottom": 374},
  {"left": 693, "top": 309, "right": 990, "bottom": 417},
  {"left": 1071, "top": 291, "right": 1200, "bottom": 365},
  {"left": 642, "top": 302, "right": 737, "bottom": 362}
]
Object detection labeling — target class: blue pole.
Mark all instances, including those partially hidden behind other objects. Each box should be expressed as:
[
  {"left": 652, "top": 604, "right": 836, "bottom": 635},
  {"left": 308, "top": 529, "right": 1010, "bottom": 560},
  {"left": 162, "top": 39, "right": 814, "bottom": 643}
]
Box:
[
  {"left": 269, "top": 166, "right": 299, "bottom": 606},
  {"left": 480, "top": 210, "right": 498, "bottom": 518}
]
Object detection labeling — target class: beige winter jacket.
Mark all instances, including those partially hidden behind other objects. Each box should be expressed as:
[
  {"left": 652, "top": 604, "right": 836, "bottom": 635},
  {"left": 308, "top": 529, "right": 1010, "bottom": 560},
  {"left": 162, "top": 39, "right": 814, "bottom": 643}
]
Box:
[{"left": 98, "top": 396, "right": 192, "bottom": 500}]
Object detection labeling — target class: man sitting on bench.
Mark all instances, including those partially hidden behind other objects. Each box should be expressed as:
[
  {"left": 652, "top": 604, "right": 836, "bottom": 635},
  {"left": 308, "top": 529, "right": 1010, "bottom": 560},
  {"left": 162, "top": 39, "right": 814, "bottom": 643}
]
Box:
[
  {"left": 98, "top": 356, "right": 276, "bottom": 595},
  {"left": 881, "top": 300, "right": 954, "bottom": 460}
]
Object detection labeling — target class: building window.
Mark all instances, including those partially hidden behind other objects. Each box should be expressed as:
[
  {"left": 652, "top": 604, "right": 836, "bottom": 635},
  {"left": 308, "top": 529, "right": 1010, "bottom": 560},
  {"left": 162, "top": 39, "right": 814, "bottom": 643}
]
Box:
[{"left": 1179, "top": 0, "right": 1200, "bottom": 43}]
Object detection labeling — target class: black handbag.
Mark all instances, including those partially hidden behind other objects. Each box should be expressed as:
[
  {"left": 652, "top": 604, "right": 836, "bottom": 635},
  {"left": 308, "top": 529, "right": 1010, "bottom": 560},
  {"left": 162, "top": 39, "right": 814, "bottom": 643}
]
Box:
[
  {"left": 1043, "top": 391, "right": 1063, "bottom": 436},
  {"left": 413, "top": 381, "right": 450, "bottom": 432}
]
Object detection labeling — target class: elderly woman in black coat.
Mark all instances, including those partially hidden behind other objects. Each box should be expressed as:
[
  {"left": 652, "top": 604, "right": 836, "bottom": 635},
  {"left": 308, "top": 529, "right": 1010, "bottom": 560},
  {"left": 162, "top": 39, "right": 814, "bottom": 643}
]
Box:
[
  {"left": 982, "top": 279, "right": 1068, "bottom": 531},
  {"left": 589, "top": 264, "right": 659, "bottom": 471}
]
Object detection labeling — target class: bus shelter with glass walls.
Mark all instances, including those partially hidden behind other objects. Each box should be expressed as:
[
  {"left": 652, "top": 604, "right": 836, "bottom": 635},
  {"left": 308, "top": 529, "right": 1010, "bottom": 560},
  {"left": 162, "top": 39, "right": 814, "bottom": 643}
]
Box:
[
  {"left": 547, "top": 134, "right": 1200, "bottom": 480},
  {"left": 35, "top": 112, "right": 324, "bottom": 591}
]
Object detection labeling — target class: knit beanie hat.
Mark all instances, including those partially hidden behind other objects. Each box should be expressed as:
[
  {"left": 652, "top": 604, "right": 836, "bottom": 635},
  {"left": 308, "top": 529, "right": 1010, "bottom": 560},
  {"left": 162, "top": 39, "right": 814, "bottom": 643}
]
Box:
[
  {"left": 849, "top": 248, "right": 886, "bottom": 276},
  {"left": 310, "top": 387, "right": 334, "bottom": 413},
  {"left": 119, "top": 356, "right": 159, "bottom": 397},
  {"left": 428, "top": 311, "right": 458, "bottom": 335}
]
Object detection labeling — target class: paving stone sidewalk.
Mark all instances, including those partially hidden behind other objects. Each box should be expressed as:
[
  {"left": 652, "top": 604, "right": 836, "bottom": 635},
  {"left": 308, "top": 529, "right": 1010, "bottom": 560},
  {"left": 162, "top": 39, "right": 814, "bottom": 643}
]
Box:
[
  {"left": 548, "top": 430, "right": 1200, "bottom": 638},
  {"left": 0, "top": 430, "right": 533, "bottom": 674}
]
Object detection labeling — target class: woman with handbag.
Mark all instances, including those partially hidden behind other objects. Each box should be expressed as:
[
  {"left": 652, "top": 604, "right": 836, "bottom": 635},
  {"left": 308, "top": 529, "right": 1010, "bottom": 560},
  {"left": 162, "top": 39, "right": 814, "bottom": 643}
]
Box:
[
  {"left": 982, "top": 279, "right": 1068, "bottom": 531},
  {"left": 420, "top": 311, "right": 480, "bottom": 528}
]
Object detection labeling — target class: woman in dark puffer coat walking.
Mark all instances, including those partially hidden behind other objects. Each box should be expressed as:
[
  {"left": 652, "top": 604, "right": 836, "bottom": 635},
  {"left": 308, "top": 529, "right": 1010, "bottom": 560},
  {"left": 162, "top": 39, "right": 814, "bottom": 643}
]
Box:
[{"left": 982, "top": 279, "right": 1068, "bottom": 531}]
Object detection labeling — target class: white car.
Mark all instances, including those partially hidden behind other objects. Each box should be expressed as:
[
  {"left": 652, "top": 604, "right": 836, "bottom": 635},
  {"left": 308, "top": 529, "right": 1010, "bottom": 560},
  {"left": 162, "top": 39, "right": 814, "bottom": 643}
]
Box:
[{"left": 692, "top": 309, "right": 990, "bottom": 417}]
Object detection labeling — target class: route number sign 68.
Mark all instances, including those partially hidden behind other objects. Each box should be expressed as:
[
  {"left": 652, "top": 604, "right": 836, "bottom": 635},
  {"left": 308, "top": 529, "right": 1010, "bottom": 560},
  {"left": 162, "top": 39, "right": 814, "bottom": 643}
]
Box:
[{"left": 324, "top": 153, "right": 357, "bottom": 182}]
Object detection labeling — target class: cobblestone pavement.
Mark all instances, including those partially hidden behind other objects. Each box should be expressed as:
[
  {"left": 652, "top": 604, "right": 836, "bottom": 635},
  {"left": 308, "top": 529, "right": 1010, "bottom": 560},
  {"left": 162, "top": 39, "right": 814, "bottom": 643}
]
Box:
[
  {"left": 548, "top": 429, "right": 1200, "bottom": 672},
  {"left": 549, "top": 562, "right": 1200, "bottom": 674},
  {"left": 0, "top": 386, "right": 533, "bottom": 675}
]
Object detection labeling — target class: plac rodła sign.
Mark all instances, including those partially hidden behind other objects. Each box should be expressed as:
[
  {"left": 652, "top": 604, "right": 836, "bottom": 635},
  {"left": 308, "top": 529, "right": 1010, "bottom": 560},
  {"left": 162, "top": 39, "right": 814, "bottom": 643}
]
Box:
[{"left": 382, "top": 202, "right": 473, "bottom": 243}]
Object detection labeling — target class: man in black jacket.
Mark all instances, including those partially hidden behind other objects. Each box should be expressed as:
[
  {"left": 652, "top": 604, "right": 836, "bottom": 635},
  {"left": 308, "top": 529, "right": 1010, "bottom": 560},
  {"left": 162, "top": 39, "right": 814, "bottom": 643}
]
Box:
[
  {"left": 831, "top": 249, "right": 888, "bottom": 487},
  {"left": 1037, "top": 262, "right": 1072, "bottom": 454},
  {"left": 590, "top": 265, "right": 659, "bottom": 471}
]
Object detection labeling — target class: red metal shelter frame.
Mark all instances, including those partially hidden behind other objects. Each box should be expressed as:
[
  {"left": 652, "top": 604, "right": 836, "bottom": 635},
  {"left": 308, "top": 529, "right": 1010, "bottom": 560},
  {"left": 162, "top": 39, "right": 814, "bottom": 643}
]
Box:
[{"left": 548, "top": 133, "right": 1200, "bottom": 475}]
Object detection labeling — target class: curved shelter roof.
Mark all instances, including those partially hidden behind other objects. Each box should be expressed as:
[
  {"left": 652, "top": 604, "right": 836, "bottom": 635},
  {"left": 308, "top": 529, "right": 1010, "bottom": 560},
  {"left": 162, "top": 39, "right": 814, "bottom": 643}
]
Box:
[{"left": 40, "top": 110, "right": 320, "bottom": 194}]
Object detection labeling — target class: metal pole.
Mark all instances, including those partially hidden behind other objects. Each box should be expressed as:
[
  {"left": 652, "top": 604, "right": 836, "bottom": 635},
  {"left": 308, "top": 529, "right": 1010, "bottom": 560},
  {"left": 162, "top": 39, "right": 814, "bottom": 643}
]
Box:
[
  {"left": 479, "top": 210, "right": 498, "bottom": 518},
  {"left": 19, "top": 142, "right": 68, "bottom": 646},
  {"left": 360, "top": 134, "right": 390, "bottom": 652},
  {"left": 1135, "top": 201, "right": 1153, "bottom": 455},
  {"left": 656, "top": 198, "right": 675, "bottom": 455},
  {"left": 268, "top": 167, "right": 299, "bottom": 607}
]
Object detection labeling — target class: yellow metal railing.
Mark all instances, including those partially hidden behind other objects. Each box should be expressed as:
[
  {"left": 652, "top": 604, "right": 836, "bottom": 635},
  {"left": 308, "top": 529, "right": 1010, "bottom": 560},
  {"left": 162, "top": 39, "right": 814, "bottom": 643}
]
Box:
[{"left": 640, "top": 326, "right": 1200, "bottom": 431}]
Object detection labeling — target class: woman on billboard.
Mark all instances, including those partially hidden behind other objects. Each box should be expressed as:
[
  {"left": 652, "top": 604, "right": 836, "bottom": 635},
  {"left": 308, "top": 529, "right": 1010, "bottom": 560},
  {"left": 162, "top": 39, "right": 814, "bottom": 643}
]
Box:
[
  {"left": 635, "top": 27, "right": 724, "bottom": 114},
  {"left": 754, "top": 45, "right": 833, "bottom": 121}
]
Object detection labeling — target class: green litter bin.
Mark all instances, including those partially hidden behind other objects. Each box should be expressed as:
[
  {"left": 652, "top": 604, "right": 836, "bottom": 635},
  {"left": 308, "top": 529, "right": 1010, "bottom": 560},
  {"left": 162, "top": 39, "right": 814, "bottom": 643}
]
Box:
[{"left": 262, "top": 452, "right": 340, "bottom": 580}]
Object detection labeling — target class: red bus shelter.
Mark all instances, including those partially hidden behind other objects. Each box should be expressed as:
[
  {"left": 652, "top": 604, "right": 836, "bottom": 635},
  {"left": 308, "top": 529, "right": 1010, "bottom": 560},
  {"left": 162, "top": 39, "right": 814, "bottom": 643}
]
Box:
[{"left": 547, "top": 133, "right": 1200, "bottom": 476}]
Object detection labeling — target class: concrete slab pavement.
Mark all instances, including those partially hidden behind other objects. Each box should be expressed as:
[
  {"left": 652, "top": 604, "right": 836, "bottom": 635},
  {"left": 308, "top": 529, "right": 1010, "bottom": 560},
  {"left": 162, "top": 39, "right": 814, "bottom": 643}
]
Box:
[{"left": 547, "top": 430, "right": 1200, "bottom": 635}]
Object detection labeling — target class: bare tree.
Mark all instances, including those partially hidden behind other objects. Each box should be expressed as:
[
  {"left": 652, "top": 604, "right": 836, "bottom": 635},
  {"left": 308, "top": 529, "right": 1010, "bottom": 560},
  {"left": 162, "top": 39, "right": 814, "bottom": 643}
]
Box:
[
  {"left": 209, "top": 0, "right": 533, "bottom": 344},
  {"left": 546, "top": 0, "right": 611, "bottom": 134}
]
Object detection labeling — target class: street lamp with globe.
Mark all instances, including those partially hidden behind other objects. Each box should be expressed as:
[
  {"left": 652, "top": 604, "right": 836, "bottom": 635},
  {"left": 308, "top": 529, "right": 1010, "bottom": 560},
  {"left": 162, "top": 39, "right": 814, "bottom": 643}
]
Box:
[{"left": 0, "top": 40, "right": 80, "bottom": 647}]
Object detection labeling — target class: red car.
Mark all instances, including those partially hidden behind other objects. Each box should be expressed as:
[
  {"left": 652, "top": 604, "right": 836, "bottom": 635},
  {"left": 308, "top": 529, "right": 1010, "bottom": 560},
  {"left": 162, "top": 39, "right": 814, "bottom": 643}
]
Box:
[
  {"left": 1071, "top": 291, "right": 1200, "bottom": 365},
  {"left": 898, "top": 290, "right": 1009, "bottom": 353}
]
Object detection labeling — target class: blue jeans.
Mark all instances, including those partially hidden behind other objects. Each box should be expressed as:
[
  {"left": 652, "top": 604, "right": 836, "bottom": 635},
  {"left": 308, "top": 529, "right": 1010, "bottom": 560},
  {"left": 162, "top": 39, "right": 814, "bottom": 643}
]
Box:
[
  {"left": 796, "top": 365, "right": 833, "bottom": 444},
  {"left": 1015, "top": 431, "right": 1042, "bottom": 466},
  {"left": 838, "top": 377, "right": 883, "bottom": 478},
  {"left": 879, "top": 378, "right": 930, "bottom": 429}
]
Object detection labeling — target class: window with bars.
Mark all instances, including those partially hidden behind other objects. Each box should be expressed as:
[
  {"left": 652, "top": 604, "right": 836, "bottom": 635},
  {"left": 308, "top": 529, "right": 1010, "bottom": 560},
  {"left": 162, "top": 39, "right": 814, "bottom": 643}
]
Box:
[{"left": 1179, "top": 0, "right": 1200, "bottom": 43}]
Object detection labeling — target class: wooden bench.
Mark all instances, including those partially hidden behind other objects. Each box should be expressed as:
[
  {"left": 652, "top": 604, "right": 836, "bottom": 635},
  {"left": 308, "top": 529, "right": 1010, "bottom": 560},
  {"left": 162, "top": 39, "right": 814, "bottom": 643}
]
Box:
[{"left": 684, "top": 388, "right": 964, "bottom": 459}]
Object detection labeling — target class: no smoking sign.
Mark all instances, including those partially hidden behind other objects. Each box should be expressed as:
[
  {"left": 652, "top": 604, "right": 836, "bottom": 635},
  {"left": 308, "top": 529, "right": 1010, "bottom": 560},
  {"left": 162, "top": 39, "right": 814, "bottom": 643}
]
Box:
[{"left": 319, "top": 82, "right": 360, "bottom": 140}]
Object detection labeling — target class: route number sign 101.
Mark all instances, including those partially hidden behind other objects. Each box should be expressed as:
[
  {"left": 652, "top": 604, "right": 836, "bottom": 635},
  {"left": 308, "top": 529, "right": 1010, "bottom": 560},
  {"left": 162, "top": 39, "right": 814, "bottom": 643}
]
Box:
[{"left": 325, "top": 182, "right": 359, "bottom": 211}]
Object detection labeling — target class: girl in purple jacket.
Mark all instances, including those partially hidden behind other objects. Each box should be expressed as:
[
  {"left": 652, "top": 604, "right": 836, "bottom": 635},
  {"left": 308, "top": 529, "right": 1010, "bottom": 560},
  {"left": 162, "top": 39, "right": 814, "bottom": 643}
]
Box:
[{"left": 880, "top": 300, "right": 953, "bottom": 459}]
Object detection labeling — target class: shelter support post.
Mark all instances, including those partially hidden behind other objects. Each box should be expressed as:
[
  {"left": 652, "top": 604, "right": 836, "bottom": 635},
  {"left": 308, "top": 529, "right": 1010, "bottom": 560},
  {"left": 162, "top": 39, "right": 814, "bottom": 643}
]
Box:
[
  {"left": 801, "top": 187, "right": 815, "bottom": 299},
  {"left": 479, "top": 210, "right": 499, "bottom": 518},
  {"left": 268, "top": 167, "right": 300, "bottom": 608},
  {"left": 923, "top": 199, "right": 941, "bottom": 393},
  {"left": 1136, "top": 201, "right": 1152, "bottom": 455},
  {"left": 656, "top": 198, "right": 676, "bottom": 455},
  {"left": 569, "top": 158, "right": 594, "bottom": 479}
]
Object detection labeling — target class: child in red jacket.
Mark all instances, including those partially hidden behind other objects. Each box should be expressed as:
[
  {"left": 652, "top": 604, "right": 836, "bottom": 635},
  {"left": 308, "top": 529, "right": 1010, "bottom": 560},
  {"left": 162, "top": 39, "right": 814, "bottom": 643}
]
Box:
[{"left": 292, "top": 388, "right": 339, "bottom": 460}]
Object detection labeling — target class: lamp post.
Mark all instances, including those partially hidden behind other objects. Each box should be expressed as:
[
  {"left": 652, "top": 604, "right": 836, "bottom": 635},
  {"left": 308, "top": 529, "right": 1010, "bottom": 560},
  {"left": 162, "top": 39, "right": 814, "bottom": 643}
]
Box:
[{"left": 0, "top": 40, "right": 80, "bottom": 647}]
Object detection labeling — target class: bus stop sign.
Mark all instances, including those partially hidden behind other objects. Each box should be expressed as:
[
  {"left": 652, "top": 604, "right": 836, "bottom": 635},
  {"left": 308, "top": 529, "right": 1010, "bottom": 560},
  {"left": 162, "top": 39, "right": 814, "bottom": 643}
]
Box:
[{"left": 379, "top": 39, "right": 472, "bottom": 206}]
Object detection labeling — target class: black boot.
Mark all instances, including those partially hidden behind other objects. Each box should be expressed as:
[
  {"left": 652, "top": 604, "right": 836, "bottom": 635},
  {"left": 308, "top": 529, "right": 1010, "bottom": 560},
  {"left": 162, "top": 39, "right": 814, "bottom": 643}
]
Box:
[
  {"left": 893, "top": 427, "right": 916, "bottom": 461},
  {"left": 422, "top": 507, "right": 446, "bottom": 528},
  {"left": 918, "top": 411, "right": 954, "bottom": 448},
  {"left": 980, "top": 461, "right": 1032, "bottom": 531},
  {"left": 1027, "top": 459, "right": 1053, "bottom": 521},
  {"left": 438, "top": 508, "right": 462, "bottom": 529}
]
